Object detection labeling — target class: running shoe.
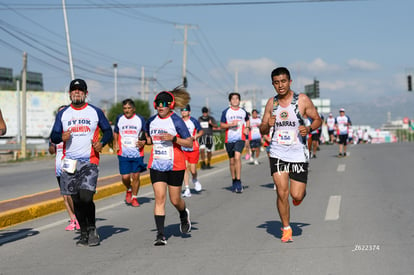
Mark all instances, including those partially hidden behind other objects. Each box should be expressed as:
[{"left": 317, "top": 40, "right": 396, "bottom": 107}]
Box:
[
  {"left": 154, "top": 233, "right": 167, "bottom": 246},
  {"left": 235, "top": 180, "right": 243, "bottom": 193},
  {"left": 281, "top": 227, "right": 293, "bottom": 243},
  {"left": 65, "top": 219, "right": 77, "bottom": 231},
  {"left": 254, "top": 159, "right": 259, "bottom": 165},
  {"left": 125, "top": 190, "right": 132, "bottom": 204},
  {"left": 201, "top": 161, "right": 206, "bottom": 170},
  {"left": 193, "top": 180, "right": 202, "bottom": 192},
  {"left": 75, "top": 219, "right": 80, "bottom": 230},
  {"left": 338, "top": 153, "right": 343, "bottom": 158},
  {"left": 232, "top": 180, "right": 237, "bottom": 192},
  {"left": 88, "top": 227, "right": 100, "bottom": 246},
  {"left": 245, "top": 154, "right": 250, "bottom": 160},
  {"left": 76, "top": 231, "right": 88, "bottom": 247},
  {"left": 180, "top": 208, "right": 191, "bottom": 234},
  {"left": 206, "top": 163, "right": 211, "bottom": 169},
  {"left": 292, "top": 191, "right": 306, "bottom": 206},
  {"left": 131, "top": 197, "right": 140, "bottom": 207},
  {"left": 182, "top": 188, "right": 191, "bottom": 197}
]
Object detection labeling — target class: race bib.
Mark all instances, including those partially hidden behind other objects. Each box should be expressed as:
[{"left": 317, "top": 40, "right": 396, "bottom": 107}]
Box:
[
  {"left": 122, "top": 136, "right": 137, "bottom": 148},
  {"left": 276, "top": 130, "right": 297, "bottom": 145},
  {"left": 200, "top": 121, "right": 209, "bottom": 128},
  {"left": 153, "top": 144, "right": 173, "bottom": 160},
  {"left": 62, "top": 158, "right": 77, "bottom": 174},
  {"left": 339, "top": 124, "right": 347, "bottom": 132}
]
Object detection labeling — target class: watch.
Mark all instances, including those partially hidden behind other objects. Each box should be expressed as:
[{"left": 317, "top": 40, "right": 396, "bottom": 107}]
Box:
[{"left": 172, "top": 136, "right": 177, "bottom": 143}]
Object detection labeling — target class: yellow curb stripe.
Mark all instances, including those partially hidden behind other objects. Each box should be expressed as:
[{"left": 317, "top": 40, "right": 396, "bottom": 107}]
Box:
[{"left": 0, "top": 151, "right": 228, "bottom": 229}]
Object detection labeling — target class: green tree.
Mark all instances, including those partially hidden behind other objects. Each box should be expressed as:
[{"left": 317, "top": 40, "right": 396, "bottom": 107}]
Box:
[{"left": 107, "top": 99, "right": 151, "bottom": 125}]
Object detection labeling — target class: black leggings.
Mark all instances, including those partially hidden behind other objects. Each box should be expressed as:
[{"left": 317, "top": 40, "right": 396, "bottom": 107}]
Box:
[{"left": 71, "top": 189, "right": 96, "bottom": 231}]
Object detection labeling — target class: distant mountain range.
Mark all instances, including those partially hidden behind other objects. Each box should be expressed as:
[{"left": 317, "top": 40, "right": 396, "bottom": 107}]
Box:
[{"left": 329, "top": 93, "right": 414, "bottom": 129}]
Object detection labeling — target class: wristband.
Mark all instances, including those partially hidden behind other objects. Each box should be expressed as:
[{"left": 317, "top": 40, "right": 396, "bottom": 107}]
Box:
[
  {"left": 309, "top": 127, "right": 313, "bottom": 133},
  {"left": 172, "top": 136, "right": 177, "bottom": 143}
]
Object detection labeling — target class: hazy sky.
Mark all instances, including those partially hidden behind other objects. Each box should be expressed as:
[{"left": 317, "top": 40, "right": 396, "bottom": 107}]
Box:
[{"left": 1, "top": 0, "right": 412, "bottom": 119}]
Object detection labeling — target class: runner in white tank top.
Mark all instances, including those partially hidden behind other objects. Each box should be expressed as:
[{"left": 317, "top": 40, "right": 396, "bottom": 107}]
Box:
[{"left": 260, "top": 67, "right": 321, "bottom": 243}]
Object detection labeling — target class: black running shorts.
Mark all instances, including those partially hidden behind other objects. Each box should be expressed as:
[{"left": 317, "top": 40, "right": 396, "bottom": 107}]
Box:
[
  {"left": 269, "top": 157, "right": 308, "bottom": 184},
  {"left": 150, "top": 169, "right": 185, "bottom": 187}
]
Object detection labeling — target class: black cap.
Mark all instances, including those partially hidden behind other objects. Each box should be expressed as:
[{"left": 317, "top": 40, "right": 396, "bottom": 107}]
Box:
[
  {"left": 181, "top": 104, "right": 191, "bottom": 111},
  {"left": 70, "top": 79, "right": 87, "bottom": 92},
  {"left": 202, "top": 106, "right": 208, "bottom": 113}
]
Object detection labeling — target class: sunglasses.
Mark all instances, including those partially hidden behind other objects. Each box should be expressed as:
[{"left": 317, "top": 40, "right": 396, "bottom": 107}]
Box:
[
  {"left": 155, "top": 101, "right": 171, "bottom": 107},
  {"left": 181, "top": 108, "right": 189, "bottom": 112}
]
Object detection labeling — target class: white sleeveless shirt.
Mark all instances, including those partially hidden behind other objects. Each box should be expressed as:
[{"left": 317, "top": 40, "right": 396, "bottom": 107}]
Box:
[{"left": 269, "top": 103, "right": 309, "bottom": 163}]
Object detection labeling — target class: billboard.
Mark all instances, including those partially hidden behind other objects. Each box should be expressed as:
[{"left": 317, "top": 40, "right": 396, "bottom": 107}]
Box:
[{"left": 0, "top": 91, "right": 70, "bottom": 138}]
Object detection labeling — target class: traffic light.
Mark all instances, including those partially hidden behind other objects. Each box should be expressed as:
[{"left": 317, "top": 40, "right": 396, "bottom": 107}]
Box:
[
  {"left": 408, "top": 75, "right": 412, "bottom": 91},
  {"left": 183, "top": 76, "right": 188, "bottom": 88}
]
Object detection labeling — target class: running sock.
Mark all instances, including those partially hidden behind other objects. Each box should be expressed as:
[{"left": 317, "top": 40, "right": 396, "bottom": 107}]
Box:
[
  {"left": 132, "top": 195, "right": 138, "bottom": 199},
  {"left": 85, "top": 201, "right": 96, "bottom": 228},
  {"left": 179, "top": 208, "right": 188, "bottom": 219},
  {"left": 154, "top": 215, "right": 165, "bottom": 235},
  {"left": 283, "top": 226, "right": 291, "bottom": 230}
]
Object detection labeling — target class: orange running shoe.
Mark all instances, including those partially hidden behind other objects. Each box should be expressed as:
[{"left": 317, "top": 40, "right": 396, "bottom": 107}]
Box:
[
  {"left": 281, "top": 227, "right": 293, "bottom": 243},
  {"left": 131, "top": 197, "right": 140, "bottom": 207},
  {"left": 125, "top": 190, "right": 132, "bottom": 204},
  {"left": 292, "top": 191, "right": 306, "bottom": 206}
]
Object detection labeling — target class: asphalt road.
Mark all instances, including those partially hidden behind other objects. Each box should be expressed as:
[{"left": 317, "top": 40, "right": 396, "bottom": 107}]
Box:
[
  {"left": 0, "top": 143, "right": 413, "bottom": 274},
  {"left": 0, "top": 153, "right": 143, "bottom": 201}
]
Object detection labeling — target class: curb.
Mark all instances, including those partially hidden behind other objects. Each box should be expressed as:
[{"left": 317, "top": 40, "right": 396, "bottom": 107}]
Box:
[{"left": 0, "top": 151, "right": 229, "bottom": 229}]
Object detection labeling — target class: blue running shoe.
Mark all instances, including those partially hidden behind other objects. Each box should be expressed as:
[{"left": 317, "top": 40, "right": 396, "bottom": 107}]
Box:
[{"left": 235, "top": 180, "right": 243, "bottom": 193}]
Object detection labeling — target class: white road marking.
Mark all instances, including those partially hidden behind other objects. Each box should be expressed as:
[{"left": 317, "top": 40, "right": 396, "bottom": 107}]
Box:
[
  {"left": 337, "top": 164, "right": 346, "bottom": 172},
  {"left": 325, "top": 195, "right": 341, "bottom": 221}
]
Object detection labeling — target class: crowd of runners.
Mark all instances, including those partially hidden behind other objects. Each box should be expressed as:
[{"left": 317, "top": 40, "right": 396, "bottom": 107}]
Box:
[{"left": 49, "top": 67, "right": 357, "bottom": 247}]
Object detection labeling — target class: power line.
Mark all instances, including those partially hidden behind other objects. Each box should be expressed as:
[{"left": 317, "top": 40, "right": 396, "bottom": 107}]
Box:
[{"left": 0, "top": 1, "right": 368, "bottom": 10}]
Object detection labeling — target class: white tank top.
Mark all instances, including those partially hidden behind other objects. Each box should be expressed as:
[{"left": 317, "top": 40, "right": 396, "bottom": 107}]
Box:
[{"left": 269, "top": 103, "right": 309, "bottom": 162}]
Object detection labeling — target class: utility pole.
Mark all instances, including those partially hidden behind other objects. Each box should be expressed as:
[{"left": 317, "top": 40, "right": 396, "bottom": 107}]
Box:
[
  {"left": 234, "top": 69, "right": 239, "bottom": 94},
  {"left": 113, "top": 63, "right": 118, "bottom": 104},
  {"left": 141, "top": 66, "right": 145, "bottom": 100},
  {"left": 21, "top": 52, "right": 27, "bottom": 159},
  {"left": 175, "top": 24, "right": 197, "bottom": 88},
  {"left": 62, "top": 0, "right": 75, "bottom": 80},
  {"left": 16, "top": 80, "right": 21, "bottom": 144}
]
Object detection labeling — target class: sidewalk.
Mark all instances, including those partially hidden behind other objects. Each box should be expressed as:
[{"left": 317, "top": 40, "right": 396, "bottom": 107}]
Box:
[{"left": 0, "top": 150, "right": 229, "bottom": 229}]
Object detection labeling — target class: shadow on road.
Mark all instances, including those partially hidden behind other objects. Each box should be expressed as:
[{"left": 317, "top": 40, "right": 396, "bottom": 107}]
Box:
[
  {"left": 257, "top": 220, "right": 310, "bottom": 240},
  {"left": 0, "top": 228, "right": 39, "bottom": 246}
]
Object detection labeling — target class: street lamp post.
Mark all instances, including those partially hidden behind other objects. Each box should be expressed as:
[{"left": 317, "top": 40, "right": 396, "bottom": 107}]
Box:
[{"left": 113, "top": 63, "right": 118, "bottom": 104}]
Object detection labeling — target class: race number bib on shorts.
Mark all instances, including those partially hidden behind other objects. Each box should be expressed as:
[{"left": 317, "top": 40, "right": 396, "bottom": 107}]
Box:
[
  {"left": 62, "top": 158, "right": 77, "bottom": 174},
  {"left": 276, "top": 130, "right": 297, "bottom": 145},
  {"left": 122, "top": 136, "right": 137, "bottom": 148},
  {"left": 153, "top": 144, "right": 173, "bottom": 160}
]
